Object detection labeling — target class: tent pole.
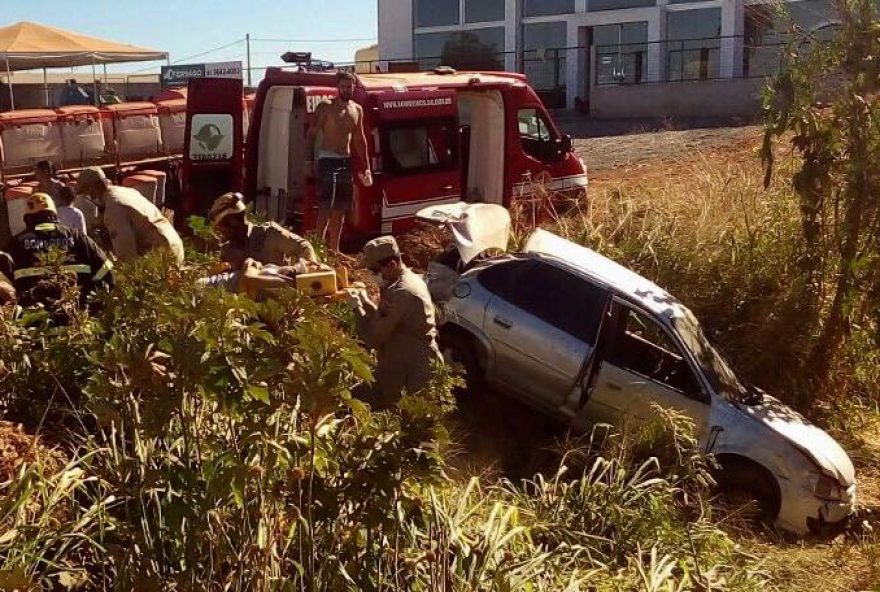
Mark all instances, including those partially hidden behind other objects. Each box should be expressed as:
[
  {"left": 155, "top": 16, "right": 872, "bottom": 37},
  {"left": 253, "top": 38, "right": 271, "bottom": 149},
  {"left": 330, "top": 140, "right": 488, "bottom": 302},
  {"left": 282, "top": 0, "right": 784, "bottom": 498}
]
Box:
[
  {"left": 91, "top": 61, "right": 98, "bottom": 106},
  {"left": 4, "top": 54, "right": 14, "bottom": 111},
  {"left": 43, "top": 67, "right": 49, "bottom": 107}
]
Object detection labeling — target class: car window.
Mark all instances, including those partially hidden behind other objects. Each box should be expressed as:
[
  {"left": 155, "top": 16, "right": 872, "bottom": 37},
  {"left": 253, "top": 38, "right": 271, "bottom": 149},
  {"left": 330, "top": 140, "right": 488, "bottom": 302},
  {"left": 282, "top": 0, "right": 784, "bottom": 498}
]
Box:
[
  {"left": 482, "top": 259, "right": 608, "bottom": 344},
  {"left": 478, "top": 259, "right": 531, "bottom": 300},
  {"left": 383, "top": 118, "right": 456, "bottom": 175},
  {"left": 518, "top": 108, "right": 551, "bottom": 141},
  {"left": 607, "top": 307, "right": 704, "bottom": 397},
  {"left": 518, "top": 108, "right": 557, "bottom": 161}
]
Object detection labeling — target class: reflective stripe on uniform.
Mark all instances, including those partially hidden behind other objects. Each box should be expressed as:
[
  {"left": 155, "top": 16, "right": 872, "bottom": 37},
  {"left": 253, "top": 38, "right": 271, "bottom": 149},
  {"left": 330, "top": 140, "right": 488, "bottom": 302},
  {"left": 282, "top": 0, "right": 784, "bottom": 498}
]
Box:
[
  {"left": 92, "top": 260, "right": 113, "bottom": 281},
  {"left": 34, "top": 223, "right": 58, "bottom": 232},
  {"left": 13, "top": 264, "right": 92, "bottom": 280}
]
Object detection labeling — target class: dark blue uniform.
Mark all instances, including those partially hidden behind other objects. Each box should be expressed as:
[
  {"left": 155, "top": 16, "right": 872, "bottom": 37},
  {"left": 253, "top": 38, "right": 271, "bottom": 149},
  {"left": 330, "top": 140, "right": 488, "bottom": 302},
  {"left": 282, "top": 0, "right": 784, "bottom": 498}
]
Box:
[{"left": 4, "top": 222, "right": 113, "bottom": 310}]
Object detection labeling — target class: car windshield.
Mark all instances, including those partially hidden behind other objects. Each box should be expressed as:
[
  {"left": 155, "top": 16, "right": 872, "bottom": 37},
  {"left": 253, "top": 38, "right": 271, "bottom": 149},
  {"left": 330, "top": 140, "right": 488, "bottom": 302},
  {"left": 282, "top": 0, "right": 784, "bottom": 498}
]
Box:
[{"left": 673, "top": 309, "right": 747, "bottom": 401}]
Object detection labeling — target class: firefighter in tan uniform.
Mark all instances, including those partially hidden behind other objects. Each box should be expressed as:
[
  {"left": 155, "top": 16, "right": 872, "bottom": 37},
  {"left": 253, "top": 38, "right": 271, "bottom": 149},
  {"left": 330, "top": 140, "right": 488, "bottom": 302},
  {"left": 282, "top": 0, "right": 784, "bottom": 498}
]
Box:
[
  {"left": 209, "top": 192, "right": 317, "bottom": 269},
  {"left": 76, "top": 167, "right": 184, "bottom": 264},
  {"left": 349, "top": 236, "right": 443, "bottom": 406}
]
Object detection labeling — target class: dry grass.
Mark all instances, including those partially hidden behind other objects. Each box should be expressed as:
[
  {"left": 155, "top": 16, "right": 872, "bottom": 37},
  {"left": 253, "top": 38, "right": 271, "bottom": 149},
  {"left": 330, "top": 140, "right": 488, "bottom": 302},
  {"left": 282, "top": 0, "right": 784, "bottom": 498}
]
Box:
[{"left": 559, "top": 129, "right": 880, "bottom": 592}]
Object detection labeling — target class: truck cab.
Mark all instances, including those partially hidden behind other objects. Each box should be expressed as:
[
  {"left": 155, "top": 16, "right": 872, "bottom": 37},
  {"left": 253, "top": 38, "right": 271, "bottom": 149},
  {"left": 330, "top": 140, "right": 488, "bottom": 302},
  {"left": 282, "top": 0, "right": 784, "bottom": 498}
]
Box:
[{"left": 183, "top": 68, "right": 587, "bottom": 240}]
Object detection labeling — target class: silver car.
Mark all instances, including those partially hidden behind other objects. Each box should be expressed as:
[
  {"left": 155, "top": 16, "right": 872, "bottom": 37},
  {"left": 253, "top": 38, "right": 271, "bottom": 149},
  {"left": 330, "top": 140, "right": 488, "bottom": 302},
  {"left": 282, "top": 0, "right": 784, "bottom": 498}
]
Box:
[{"left": 422, "top": 206, "right": 856, "bottom": 535}]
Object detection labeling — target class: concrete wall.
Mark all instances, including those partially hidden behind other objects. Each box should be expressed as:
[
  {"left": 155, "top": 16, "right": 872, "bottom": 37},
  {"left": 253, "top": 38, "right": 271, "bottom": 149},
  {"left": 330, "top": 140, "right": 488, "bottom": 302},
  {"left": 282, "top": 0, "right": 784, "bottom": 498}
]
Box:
[
  {"left": 588, "top": 77, "right": 765, "bottom": 119},
  {"left": 378, "top": 0, "right": 414, "bottom": 63}
]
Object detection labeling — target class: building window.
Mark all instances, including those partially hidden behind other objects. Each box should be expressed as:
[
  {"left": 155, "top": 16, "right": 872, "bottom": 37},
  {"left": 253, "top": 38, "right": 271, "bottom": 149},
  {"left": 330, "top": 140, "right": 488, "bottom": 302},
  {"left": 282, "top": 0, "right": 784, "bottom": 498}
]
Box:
[
  {"left": 744, "top": 1, "right": 839, "bottom": 77},
  {"left": 666, "top": 9, "right": 722, "bottom": 81},
  {"left": 522, "top": 22, "right": 567, "bottom": 103},
  {"left": 523, "top": 0, "right": 574, "bottom": 17},
  {"left": 594, "top": 22, "right": 648, "bottom": 84},
  {"left": 465, "top": 0, "right": 505, "bottom": 23},
  {"left": 589, "top": 0, "right": 654, "bottom": 11},
  {"left": 414, "top": 27, "right": 506, "bottom": 70},
  {"left": 414, "top": 0, "right": 460, "bottom": 28}
]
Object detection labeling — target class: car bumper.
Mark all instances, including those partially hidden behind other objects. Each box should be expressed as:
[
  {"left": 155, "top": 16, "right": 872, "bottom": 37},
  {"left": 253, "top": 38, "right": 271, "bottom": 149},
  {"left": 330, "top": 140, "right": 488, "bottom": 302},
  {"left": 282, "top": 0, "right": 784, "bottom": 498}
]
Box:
[{"left": 778, "top": 483, "right": 856, "bottom": 535}]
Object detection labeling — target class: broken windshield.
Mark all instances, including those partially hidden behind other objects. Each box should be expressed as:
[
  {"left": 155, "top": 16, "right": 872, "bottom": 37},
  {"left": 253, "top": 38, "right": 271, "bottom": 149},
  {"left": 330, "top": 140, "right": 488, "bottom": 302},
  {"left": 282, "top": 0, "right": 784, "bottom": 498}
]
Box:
[{"left": 673, "top": 309, "right": 747, "bottom": 401}]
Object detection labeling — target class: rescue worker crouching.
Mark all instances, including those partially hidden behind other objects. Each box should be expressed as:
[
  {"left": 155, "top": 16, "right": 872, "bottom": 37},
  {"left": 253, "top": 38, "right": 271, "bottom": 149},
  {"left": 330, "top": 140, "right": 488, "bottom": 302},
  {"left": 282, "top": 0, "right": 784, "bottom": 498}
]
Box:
[
  {"left": 210, "top": 192, "right": 318, "bottom": 268},
  {"left": 347, "top": 236, "right": 443, "bottom": 407},
  {"left": 3, "top": 192, "right": 113, "bottom": 315},
  {"left": 76, "top": 167, "right": 184, "bottom": 264}
]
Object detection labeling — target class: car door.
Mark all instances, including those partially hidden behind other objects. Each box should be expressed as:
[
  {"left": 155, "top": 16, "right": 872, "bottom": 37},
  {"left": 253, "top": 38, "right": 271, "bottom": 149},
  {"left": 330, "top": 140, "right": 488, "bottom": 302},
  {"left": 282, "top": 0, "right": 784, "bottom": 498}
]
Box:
[
  {"left": 576, "top": 300, "right": 710, "bottom": 436},
  {"left": 479, "top": 259, "right": 609, "bottom": 413},
  {"left": 182, "top": 77, "right": 244, "bottom": 219},
  {"left": 375, "top": 90, "right": 462, "bottom": 233}
]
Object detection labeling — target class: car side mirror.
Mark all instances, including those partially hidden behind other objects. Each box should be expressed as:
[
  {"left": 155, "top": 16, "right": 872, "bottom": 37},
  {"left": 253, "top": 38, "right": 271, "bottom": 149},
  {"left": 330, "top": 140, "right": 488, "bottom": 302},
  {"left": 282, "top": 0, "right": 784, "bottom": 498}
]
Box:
[{"left": 561, "top": 134, "right": 573, "bottom": 153}]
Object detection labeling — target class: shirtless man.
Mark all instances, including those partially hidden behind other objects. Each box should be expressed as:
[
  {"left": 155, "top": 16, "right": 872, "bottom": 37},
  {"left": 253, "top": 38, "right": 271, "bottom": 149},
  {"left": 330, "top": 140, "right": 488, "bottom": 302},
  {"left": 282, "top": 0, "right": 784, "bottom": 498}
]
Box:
[{"left": 305, "top": 70, "right": 372, "bottom": 253}]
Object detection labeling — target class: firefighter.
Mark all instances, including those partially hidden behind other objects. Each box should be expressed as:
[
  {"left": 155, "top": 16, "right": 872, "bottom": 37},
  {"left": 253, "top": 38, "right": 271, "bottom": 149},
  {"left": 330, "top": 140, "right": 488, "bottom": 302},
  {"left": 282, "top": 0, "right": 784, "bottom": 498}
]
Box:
[
  {"left": 75, "top": 167, "right": 184, "bottom": 264},
  {"left": 348, "top": 236, "right": 442, "bottom": 406},
  {"left": 209, "top": 192, "right": 317, "bottom": 269},
  {"left": 3, "top": 192, "right": 113, "bottom": 311},
  {"left": 305, "top": 70, "right": 372, "bottom": 253}
]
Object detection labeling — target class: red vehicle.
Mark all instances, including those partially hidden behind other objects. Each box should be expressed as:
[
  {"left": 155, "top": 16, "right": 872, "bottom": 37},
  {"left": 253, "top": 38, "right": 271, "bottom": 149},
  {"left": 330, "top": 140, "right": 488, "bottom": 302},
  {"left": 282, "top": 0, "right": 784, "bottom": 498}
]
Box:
[{"left": 182, "top": 67, "right": 587, "bottom": 239}]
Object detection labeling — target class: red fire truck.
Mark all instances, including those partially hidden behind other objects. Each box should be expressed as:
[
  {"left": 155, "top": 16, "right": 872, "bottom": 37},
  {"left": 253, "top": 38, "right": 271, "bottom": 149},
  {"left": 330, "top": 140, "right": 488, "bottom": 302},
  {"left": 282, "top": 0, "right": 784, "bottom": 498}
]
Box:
[{"left": 182, "top": 67, "right": 587, "bottom": 239}]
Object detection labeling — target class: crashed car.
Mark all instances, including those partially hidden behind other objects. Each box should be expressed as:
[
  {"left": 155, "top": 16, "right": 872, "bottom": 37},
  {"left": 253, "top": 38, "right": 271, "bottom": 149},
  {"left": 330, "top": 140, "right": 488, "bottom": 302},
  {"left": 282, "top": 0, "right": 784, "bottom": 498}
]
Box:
[{"left": 417, "top": 203, "right": 856, "bottom": 535}]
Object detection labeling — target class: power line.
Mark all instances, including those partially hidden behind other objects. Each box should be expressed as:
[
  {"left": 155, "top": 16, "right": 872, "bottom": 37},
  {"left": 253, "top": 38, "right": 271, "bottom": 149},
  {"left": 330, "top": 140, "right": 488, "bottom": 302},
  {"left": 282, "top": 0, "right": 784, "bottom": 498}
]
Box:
[{"left": 171, "top": 38, "right": 247, "bottom": 64}]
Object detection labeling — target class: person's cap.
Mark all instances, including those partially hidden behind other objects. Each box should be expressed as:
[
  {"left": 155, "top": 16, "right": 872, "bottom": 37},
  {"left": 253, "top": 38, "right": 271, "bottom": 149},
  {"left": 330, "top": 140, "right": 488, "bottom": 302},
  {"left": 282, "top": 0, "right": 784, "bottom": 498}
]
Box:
[
  {"left": 25, "top": 192, "right": 57, "bottom": 216},
  {"left": 363, "top": 235, "right": 400, "bottom": 270},
  {"left": 209, "top": 192, "right": 247, "bottom": 226},
  {"left": 75, "top": 167, "right": 107, "bottom": 193}
]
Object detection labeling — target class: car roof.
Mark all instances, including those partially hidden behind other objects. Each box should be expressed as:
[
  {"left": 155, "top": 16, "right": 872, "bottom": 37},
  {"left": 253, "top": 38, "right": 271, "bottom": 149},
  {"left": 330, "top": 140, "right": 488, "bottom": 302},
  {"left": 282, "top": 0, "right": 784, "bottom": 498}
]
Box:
[{"left": 522, "top": 229, "right": 688, "bottom": 320}]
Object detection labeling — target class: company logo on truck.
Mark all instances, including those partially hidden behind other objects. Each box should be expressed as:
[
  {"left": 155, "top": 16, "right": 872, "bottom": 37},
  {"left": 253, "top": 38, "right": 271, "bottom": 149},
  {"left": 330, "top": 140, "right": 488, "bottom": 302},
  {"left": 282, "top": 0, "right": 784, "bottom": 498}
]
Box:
[
  {"left": 381, "top": 97, "right": 453, "bottom": 109},
  {"left": 189, "top": 114, "right": 234, "bottom": 161},
  {"left": 306, "top": 94, "right": 334, "bottom": 113}
]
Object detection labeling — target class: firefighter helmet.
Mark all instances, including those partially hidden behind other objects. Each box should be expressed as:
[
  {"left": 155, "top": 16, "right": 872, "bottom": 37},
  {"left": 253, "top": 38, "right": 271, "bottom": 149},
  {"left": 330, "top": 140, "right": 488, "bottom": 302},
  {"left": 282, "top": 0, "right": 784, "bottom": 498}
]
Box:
[
  {"left": 25, "top": 192, "right": 57, "bottom": 216},
  {"left": 209, "top": 192, "right": 246, "bottom": 226}
]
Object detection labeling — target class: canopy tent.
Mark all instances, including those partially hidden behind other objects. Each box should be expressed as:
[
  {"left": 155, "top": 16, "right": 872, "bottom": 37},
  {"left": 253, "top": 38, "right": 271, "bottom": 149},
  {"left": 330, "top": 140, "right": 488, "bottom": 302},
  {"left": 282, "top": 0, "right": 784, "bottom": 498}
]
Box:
[{"left": 0, "top": 21, "right": 168, "bottom": 109}]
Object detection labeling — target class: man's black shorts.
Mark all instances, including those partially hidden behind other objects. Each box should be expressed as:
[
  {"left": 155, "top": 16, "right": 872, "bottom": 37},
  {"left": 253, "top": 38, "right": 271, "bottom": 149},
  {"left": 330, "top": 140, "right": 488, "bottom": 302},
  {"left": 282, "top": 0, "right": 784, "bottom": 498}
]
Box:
[{"left": 317, "top": 157, "right": 353, "bottom": 212}]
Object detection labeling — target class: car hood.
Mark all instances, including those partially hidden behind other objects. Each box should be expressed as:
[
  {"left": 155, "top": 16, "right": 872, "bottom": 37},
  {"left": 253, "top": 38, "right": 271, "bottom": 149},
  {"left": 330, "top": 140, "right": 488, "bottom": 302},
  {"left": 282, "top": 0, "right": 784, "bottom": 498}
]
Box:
[
  {"left": 416, "top": 202, "right": 510, "bottom": 264},
  {"left": 743, "top": 396, "right": 855, "bottom": 485}
]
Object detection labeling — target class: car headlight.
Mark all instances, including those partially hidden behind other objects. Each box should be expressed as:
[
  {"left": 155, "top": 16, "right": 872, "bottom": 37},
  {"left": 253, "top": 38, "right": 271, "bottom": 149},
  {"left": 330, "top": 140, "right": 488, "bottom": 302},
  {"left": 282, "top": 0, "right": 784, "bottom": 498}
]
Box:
[{"left": 814, "top": 474, "right": 844, "bottom": 501}]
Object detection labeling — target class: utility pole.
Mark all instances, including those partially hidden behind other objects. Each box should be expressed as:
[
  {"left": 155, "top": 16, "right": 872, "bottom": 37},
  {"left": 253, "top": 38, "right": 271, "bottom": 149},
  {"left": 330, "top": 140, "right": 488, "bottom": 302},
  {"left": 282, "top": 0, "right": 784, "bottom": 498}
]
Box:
[{"left": 246, "top": 34, "right": 252, "bottom": 88}]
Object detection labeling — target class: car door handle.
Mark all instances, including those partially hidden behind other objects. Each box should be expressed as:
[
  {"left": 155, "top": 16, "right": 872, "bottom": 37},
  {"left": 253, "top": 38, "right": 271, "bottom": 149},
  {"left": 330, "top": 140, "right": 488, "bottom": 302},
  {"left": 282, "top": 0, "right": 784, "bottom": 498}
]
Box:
[
  {"left": 493, "top": 316, "right": 512, "bottom": 329},
  {"left": 605, "top": 382, "right": 622, "bottom": 391},
  {"left": 441, "top": 184, "right": 454, "bottom": 191}
]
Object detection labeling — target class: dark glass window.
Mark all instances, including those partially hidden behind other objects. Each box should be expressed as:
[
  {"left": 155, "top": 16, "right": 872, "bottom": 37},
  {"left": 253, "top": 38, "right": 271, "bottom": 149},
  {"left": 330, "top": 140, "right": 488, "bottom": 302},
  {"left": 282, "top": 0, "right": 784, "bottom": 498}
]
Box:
[
  {"left": 594, "top": 22, "right": 648, "bottom": 84},
  {"left": 523, "top": 0, "right": 574, "bottom": 17},
  {"left": 666, "top": 9, "right": 722, "bottom": 81},
  {"left": 383, "top": 119, "right": 457, "bottom": 175},
  {"left": 415, "top": 0, "right": 460, "bottom": 27},
  {"left": 606, "top": 307, "right": 703, "bottom": 396},
  {"left": 414, "top": 27, "right": 505, "bottom": 70},
  {"left": 589, "top": 0, "right": 654, "bottom": 11},
  {"left": 522, "top": 22, "right": 567, "bottom": 93},
  {"left": 481, "top": 259, "right": 608, "bottom": 344},
  {"left": 465, "top": 0, "right": 505, "bottom": 23}
]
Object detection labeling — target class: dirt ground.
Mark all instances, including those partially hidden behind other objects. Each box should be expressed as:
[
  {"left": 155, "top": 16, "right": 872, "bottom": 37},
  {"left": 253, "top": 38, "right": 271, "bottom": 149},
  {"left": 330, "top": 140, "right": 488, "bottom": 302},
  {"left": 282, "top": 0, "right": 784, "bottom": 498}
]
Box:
[{"left": 557, "top": 114, "right": 763, "bottom": 173}]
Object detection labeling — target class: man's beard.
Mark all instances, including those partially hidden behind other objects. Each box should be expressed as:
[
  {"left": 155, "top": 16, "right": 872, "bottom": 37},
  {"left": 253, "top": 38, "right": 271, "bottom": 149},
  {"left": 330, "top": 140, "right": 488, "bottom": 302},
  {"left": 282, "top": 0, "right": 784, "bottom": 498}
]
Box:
[{"left": 339, "top": 90, "right": 352, "bottom": 101}]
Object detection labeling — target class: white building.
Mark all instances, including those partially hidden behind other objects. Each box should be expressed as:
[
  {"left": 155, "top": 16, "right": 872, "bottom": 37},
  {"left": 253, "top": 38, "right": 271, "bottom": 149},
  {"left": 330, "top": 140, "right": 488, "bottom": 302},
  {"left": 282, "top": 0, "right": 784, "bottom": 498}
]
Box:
[{"left": 377, "top": 0, "right": 837, "bottom": 113}]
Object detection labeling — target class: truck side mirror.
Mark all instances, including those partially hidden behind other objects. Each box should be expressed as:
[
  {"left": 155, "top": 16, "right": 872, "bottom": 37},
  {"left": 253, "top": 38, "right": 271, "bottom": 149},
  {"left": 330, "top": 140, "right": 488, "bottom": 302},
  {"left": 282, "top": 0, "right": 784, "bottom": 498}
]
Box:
[{"left": 561, "top": 134, "right": 573, "bottom": 153}]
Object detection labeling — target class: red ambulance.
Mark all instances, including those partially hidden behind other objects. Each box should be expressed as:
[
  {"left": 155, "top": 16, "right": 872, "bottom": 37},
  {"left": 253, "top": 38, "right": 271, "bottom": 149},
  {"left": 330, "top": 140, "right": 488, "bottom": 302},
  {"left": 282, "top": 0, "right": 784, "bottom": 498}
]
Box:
[{"left": 182, "top": 67, "right": 587, "bottom": 239}]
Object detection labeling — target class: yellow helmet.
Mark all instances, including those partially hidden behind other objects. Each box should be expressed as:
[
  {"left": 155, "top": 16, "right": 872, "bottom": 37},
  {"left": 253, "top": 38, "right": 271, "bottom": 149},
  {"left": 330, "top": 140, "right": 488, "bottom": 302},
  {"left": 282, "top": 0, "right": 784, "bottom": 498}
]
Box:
[
  {"left": 25, "top": 192, "right": 57, "bottom": 216},
  {"left": 209, "top": 191, "right": 246, "bottom": 226}
]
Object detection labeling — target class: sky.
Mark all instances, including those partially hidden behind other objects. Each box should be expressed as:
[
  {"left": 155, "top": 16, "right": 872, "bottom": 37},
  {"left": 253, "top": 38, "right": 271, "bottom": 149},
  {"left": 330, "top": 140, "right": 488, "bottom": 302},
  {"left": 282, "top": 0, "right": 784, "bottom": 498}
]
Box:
[{"left": 3, "top": 0, "right": 377, "bottom": 78}]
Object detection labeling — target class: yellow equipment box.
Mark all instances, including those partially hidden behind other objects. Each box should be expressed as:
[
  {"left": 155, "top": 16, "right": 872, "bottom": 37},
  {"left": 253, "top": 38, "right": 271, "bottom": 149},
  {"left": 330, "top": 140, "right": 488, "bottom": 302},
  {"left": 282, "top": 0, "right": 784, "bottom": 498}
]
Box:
[{"left": 295, "top": 270, "right": 338, "bottom": 297}]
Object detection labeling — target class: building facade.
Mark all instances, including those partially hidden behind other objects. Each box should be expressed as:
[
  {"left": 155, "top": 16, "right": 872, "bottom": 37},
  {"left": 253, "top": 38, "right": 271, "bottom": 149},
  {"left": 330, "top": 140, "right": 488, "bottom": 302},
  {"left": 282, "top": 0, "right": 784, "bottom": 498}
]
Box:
[{"left": 377, "top": 0, "right": 838, "bottom": 112}]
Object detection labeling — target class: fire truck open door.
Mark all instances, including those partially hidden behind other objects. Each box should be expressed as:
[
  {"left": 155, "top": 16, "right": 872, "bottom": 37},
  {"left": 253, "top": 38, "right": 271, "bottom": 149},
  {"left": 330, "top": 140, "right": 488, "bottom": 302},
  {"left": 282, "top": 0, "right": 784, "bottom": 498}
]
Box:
[
  {"left": 375, "top": 90, "right": 462, "bottom": 233},
  {"left": 181, "top": 77, "right": 244, "bottom": 220}
]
